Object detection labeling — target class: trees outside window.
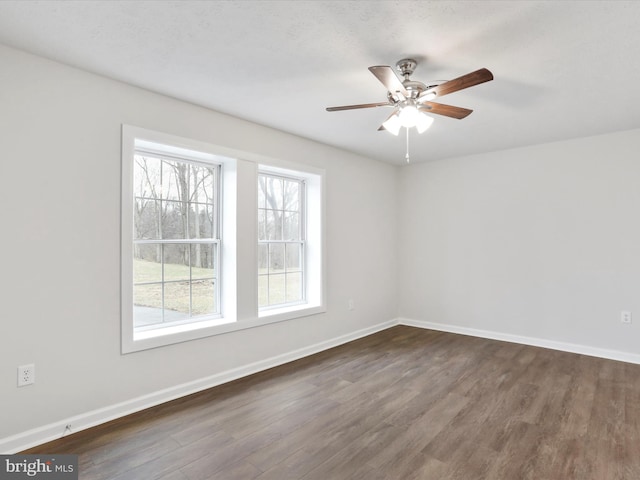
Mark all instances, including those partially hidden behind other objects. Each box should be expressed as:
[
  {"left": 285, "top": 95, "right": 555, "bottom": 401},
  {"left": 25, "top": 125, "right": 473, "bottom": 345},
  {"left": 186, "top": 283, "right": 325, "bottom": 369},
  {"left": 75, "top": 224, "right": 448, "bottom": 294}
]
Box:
[
  {"left": 122, "top": 125, "right": 324, "bottom": 352},
  {"left": 133, "top": 153, "right": 220, "bottom": 328},
  {"left": 258, "top": 173, "right": 305, "bottom": 308}
]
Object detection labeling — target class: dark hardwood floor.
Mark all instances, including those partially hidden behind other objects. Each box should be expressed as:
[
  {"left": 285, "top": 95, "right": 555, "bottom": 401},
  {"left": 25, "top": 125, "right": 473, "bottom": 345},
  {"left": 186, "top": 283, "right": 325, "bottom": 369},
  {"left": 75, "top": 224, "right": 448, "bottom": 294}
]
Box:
[{"left": 23, "top": 326, "right": 640, "bottom": 479}]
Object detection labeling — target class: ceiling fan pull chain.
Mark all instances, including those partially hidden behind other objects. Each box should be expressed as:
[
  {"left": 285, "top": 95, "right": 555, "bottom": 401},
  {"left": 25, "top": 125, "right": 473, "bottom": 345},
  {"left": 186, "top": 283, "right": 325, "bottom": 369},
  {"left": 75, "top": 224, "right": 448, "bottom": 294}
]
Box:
[{"left": 405, "top": 127, "right": 410, "bottom": 163}]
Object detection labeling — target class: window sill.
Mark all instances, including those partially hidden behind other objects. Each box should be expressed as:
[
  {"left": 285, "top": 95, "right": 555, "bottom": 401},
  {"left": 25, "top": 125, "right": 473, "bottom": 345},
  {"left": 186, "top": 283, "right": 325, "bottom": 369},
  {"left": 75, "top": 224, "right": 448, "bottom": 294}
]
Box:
[
  {"left": 259, "top": 303, "right": 324, "bottom": 322},
  {"left": 124, "top": 316, "right": 237, "bottom": 353},
  {"left": 123, "top": 305, "right": 326, "bottom": 353},
  {"left": 134, "top": 316, "right": 235, "bottom": 341}
]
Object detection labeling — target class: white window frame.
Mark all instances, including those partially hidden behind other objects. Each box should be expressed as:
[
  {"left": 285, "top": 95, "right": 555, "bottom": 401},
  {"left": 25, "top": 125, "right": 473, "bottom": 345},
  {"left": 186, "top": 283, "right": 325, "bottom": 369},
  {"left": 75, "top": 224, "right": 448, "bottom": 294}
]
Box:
[
  {"left": 258, "top": 171, "right": 306, "bottom": 309},
  {"left": 121, "top": 125, "right": 237, "bottom": 353},
  {"left": 122, "top": 126, "right": 326, "bottom": 353},
  {"left": 257, "top": 163, "right": 325, "bottom": 321}
]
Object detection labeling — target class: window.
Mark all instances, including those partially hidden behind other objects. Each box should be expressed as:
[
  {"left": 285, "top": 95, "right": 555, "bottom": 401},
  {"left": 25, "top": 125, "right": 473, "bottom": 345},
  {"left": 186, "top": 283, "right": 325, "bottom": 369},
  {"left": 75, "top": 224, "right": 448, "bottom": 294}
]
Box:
[
  {"left": 122, "top": 126, "right": 324, "bottom": 352},
  {"left": 122, "top": 125, "right": 237, "bottom": 353},
  {"left": 132, "top": 153, "right": 220, "bottom": 328},
  {"left": 257, "top": 164, "right": 324, "bottom": 320},
  {"left": 258, "top": 173, "right": 305, "bottom": 308}
]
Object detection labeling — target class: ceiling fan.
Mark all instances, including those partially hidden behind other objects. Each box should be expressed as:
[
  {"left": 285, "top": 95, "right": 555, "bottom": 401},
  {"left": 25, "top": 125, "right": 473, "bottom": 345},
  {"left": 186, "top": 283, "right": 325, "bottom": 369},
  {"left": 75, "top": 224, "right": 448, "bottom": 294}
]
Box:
[{"left": 326, "top": 58, "right": 493, "bottom": 136}]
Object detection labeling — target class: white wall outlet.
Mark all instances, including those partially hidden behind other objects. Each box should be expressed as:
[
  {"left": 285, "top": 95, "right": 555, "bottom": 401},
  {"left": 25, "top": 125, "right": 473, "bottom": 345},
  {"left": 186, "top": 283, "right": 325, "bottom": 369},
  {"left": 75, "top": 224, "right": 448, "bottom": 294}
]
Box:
[
  {"left": 621, "top": 311, "right": 632, "bottom": 324},
  {"left": 17, "top": 364, "right": 35, "bottom": 387},
  {"left": 348, "top": 299, "right": 355, "bottom": 311}
]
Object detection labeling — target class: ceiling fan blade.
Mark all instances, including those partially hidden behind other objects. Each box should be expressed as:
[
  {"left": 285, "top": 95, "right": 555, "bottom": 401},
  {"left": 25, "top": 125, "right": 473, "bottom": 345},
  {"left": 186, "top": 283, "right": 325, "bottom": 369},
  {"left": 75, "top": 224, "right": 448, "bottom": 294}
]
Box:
[
  {"left": 419, "top": 102, "right": 473, "bottom": 119},
  {"left": 423, "top": 68, "right": 493, "bottom": 98},
  {"left": 368, "top": 66, "right": 409, "bottom": 97},
  {"left": 326, "top": 101, "right": 391, "bottom": 112}
]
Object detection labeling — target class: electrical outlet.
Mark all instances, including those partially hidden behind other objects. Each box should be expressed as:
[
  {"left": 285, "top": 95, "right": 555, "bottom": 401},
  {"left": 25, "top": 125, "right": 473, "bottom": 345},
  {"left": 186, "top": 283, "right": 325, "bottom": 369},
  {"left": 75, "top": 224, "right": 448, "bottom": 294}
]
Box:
[
  {"left": 17, "top": 364, "right": 35, "bottom": 387},
  {"left": 348, "top": 299, "right": 355, "bottom": 311},
  {"left": 621, "top": 311, "right": 632, "bottom": 324}
]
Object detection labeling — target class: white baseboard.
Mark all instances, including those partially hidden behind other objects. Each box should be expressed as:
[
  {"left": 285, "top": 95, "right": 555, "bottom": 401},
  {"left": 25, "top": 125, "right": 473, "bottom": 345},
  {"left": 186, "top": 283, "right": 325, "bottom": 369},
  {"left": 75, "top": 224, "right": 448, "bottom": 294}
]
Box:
[
  {"left": 7, "top": 316, "right": 637, "bottom": 453},
  {"left": 397, "top": 317, "right": 640, "bottom": 365},
  {"left": 1, "top": 319, "right": 396, "bottom": 454}
]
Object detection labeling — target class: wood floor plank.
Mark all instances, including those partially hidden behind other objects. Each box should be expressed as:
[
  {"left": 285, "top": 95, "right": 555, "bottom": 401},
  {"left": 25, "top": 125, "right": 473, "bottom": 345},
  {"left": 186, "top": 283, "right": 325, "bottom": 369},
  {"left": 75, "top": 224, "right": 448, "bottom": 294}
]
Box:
[
  {"left": 157, "top": 471, "right": 189, "bottom": 480},
  {"left": 21, "top": 326, "right": 640, "bottom": 479},
  {"left": 380, "top": 451, "right": 448, "bottom": 480},
  {"left": 253, "top": 447, "right": 326, "bottom": 480},
  {"left": 367, "top": 392, "right": 469, "bottom": 471}
]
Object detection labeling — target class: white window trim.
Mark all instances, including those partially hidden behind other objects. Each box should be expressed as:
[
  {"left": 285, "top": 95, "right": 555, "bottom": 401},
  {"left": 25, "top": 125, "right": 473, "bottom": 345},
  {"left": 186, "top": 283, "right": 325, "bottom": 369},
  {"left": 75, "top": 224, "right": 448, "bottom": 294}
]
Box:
[
  {"left": 121, "top": 125, "right": 326, "bottom": 354},
  {"left": 258, "top": 163, "right": 325, "bottom": 322},
  {"left": 121, "top": 125, "right": 238, "bottom": 353}
]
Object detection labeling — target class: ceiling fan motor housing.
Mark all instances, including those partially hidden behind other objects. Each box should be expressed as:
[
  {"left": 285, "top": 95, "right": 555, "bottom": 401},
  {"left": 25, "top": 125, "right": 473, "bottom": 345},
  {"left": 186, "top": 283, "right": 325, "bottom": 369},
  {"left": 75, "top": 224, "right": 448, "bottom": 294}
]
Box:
[
  {"left": 396, "top": 58, "right": 417, "bottom": 77},
  {"left": 395, "top": 58, "right": 430, "bottom": 99},
  {"left": 403, "top": 80, "right": 428, "bottom": 99}
]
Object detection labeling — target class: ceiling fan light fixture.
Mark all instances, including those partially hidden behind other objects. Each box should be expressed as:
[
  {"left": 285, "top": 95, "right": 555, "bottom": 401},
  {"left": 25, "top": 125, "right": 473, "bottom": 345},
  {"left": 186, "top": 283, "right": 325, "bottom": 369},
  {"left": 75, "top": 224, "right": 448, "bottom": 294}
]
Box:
[
  {"left": 382, "top": 113, "right": 402, "bottom": 136},
  {"left": 398, "top": 104, "right": 420, "bottom": 128},
  {"left": 415, "top": 112, "right": 434, "bottom": 133}
]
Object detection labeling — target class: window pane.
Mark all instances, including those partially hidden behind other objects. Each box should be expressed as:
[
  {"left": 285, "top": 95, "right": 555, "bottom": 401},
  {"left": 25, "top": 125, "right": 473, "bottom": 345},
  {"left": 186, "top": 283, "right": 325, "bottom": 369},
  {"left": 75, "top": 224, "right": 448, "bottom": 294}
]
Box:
[
  {"left": 258, "top": 244, "right": 268, "bottom": 273},
  {"left": 191, "top": 279, "right": 216, "bottom": 316},
  {"left": 266, "top": 177, "right": 284, "bottom": 210},
  {"left": 285, "top": 243, "right": 301, "bottom": 272},
  {"left": 269, "top": 243, "right": 285, "bottom": 273},
  {"left": 190, "top": 203, "right": 214, "bottom": 239},
  {"left": 203, "top": 166, "right": 217, "bottom": 204},
  {"left": 266, "top": 210, "right": 282, "bottom": 240},
  {"left": 163, "top": 281, "right": 191, "bottom": 320},
  {"left": 205, "top": 203, "right": 216, "bottom": 238},
  {"left": 258, "top": 275, "right": 268, "bottom": 308},
  {"left": 134, "top": 242, "right": 162, "bottom": 263},
  {"left": 164, "top": 244, "right": 189, "bottom": 282},
  {"left": 161, "top": 200, "right": 186, "bottom": 239},
  {"left": 161, "top": 160, "right": 185, "bottom": 201},
  {"left": 134, "top": 244, "right": 162, "bottom": 284},
  {"left": 258, "top": 209, "right": 267, "bottom": 241},
  {"left": 134, "top": 283, "right": 163, "bottom": 327},
  {"left": 286, "top": 272, "right": 302, "bottom": 303},
  {"left": 284, "top": 212, "right": 299, "bottom": 240},
  {"left": 191, "top": 164, "right": 216, "bottom": 204},
  {"left": 268, "top": 273, "right": 286, "bottom": 305},
  {"left": 134, "top": 199, "right": 160, "bottom": 240},
  {"left": 191, "top": 244, "right": 216, "bottom": 279},
  {"left": 283, "top": 180, "right": 300, "bottom": 212},
  {"left": 134, "top": 155, "right": 162, "bottom": 200}
]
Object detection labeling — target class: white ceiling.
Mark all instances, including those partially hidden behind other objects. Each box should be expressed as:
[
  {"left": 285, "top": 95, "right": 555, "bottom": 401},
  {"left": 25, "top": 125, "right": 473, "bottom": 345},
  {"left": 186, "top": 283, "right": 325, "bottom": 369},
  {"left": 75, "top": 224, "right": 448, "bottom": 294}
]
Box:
[{"left": 1, "top": 0, "right": 639, "bottom": 165}]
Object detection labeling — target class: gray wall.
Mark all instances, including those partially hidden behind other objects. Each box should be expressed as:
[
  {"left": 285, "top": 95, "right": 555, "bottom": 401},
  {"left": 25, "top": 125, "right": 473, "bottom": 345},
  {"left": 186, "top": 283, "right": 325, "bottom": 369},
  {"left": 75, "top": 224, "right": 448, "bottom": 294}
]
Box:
[
  {"left": 0, "top": 44, "right": 398, "bottom": 448},
  {"left": 398, "top": 129, "right": 640, "bottom": 354}
]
